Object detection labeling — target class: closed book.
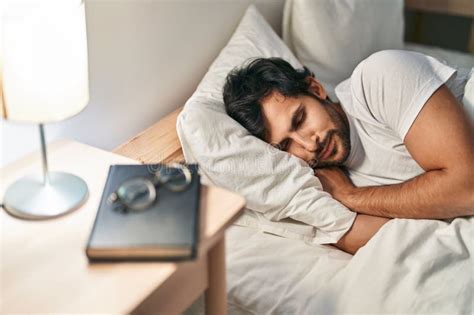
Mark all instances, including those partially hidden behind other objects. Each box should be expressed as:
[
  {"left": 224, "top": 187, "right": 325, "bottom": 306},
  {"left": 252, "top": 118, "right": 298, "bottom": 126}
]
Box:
[{"left": 86, "top": 164, "right": 200, "bottom": 261}]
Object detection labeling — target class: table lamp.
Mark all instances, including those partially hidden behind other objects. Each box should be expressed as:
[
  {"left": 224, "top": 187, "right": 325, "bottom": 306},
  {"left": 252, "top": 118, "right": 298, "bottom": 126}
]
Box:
[{"left": 1, "top": 0, "right": 89, "bottom": 219}]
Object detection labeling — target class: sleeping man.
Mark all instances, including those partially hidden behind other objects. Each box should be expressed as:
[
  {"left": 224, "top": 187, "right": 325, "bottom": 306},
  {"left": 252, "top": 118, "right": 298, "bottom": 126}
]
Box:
[{"left": 223, "top": 50, "right": 474, "bottom": 254}]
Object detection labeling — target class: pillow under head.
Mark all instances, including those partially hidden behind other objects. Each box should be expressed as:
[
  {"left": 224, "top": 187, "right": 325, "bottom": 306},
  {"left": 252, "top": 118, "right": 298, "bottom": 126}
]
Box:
[{"left": 176, "top": 5, "right": 356, "bottom": 244}]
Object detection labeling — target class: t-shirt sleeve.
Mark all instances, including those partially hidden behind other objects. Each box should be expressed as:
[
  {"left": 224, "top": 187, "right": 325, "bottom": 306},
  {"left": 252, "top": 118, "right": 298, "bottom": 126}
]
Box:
[{"left": 349, "top": 50, "right": 456, "bottom": 140}]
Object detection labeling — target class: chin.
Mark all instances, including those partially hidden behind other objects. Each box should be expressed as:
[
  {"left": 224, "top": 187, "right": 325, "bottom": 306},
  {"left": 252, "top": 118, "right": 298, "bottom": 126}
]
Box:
[{"left": 319, "top": 139, "right": 348, "bottom": 167}]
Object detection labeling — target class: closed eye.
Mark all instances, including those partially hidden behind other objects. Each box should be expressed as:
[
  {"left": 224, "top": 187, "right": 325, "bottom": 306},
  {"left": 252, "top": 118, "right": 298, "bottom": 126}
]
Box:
[
  {"left": 277, "top": 104, "right": 305, "bottom": 151},
  {"left": 296, "top": 107, "right": 306, "bottom": 129}
]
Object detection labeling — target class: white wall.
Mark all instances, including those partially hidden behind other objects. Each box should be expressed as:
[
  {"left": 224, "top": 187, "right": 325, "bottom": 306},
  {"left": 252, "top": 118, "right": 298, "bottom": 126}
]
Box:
[{"left": 0, "top": 0, "right": 285, "bottom": 167}]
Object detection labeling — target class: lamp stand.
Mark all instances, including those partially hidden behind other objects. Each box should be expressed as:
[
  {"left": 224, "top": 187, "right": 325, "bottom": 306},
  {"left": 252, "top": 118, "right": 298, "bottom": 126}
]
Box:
[{"left": 3, "top": 124, "right": 89, "bottom": 220}]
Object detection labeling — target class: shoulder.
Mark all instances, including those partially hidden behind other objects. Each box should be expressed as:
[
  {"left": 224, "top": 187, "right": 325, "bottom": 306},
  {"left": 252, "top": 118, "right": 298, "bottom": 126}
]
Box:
[
  {"left": 353, "top": 50, "right": 456, "bottom": 84},
  {"left": 353, "top": 50, "right": 431, "bottom": 79}
]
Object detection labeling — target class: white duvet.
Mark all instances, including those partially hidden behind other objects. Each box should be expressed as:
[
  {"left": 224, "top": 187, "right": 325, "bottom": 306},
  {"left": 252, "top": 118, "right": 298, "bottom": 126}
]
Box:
[{"left": 224, "top": 217, "right": 473, "bottom": 314}]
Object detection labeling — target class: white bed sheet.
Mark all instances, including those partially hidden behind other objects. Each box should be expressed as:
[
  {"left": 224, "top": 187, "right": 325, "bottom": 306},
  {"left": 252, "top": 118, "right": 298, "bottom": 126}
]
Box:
[
  {"left": 225, "top": 225, "right": 351, "bottom": 314},
  {"left": 186, "top": 216, "right": 473, "bottom": 314},
  {"left": 225, "top": 217, "right": 473, "bottom": 314}
]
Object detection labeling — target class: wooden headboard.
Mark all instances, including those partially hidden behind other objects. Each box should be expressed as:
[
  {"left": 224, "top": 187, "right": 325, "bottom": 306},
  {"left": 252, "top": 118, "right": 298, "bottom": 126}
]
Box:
[
  {"left": 113, "top": 107, "right": 184, "bottom": 163},
  {"left": 405, "top": 0, "right": 474, "bottom": 52},
  {"left": 405, "top": 0, "right": 473, "bottom": 17}
]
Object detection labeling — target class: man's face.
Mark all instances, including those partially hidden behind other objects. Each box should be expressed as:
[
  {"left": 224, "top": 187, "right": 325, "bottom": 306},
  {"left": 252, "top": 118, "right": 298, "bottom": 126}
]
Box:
[{"left": 261, "top": 91, "right": 351, "bottom": 168}]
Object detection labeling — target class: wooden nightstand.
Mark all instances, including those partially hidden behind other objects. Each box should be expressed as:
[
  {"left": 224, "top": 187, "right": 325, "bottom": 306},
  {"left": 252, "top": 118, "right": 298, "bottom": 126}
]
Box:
[{"left": 0, "top": 140, "right": 245, "bottom": 314}]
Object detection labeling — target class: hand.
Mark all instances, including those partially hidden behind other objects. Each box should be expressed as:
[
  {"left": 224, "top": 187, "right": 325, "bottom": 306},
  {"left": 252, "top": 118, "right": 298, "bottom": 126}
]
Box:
[{"left": 314, "top": 167, "right": 356, "bottom": 207}]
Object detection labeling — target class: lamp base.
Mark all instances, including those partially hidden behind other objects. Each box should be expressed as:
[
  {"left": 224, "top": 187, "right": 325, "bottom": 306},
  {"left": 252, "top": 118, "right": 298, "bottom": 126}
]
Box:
[{"left": 3, "top": 172, "right": 89, "bottom": 220}]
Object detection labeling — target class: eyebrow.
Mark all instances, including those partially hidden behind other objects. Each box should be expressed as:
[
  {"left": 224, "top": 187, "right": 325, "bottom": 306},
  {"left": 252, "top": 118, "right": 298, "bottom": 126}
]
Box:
[{"left": 275, "top": 103, "right": 303, "bottom": 149}]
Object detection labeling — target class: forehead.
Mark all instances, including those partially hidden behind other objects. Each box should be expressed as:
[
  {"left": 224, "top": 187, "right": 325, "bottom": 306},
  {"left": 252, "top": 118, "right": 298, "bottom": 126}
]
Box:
[{"left": 260, "top": 91, "right": 299, "bottom": 143}]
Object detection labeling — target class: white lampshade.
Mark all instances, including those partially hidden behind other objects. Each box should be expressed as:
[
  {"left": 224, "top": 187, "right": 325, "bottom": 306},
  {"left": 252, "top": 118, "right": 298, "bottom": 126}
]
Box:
[
  {"left": 1, "top": 0, "right": 89, "bottom": 123},
  {"left": 1, "top": 0, "right": 90, "bottom": 220}
]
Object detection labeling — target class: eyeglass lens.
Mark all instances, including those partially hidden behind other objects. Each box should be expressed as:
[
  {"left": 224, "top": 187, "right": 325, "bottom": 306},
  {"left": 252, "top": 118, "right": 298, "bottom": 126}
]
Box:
[
  {"left": 157, "top": 167, "right": 190, "bottom": 191},
  {"left": 117, "top": 178, "right": 155, "bottom": 210}
]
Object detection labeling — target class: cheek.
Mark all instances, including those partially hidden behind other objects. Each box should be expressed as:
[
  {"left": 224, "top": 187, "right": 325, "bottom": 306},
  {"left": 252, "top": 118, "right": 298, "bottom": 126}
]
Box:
[
  {"left": 288, "top": 145, "right": 312, "bottom": 161},
  {"left": 306, "top": 108, "right": 334, "bottom": 131},
  {"left": 332, "top": 135, "right": 347, "bottom": 160},
  {"left": 334, "top": 139, "right": 343, "bottom": 159}
]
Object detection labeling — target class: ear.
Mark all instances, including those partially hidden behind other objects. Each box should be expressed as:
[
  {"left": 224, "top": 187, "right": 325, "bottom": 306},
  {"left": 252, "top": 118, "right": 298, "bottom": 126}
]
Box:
[{"left": 306, "top": 76, "right": 327, "bottom": 100}]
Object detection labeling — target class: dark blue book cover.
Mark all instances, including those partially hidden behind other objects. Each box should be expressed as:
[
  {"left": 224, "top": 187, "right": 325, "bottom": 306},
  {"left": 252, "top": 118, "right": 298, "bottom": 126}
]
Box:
[{"left": 86, "top": 164, "right": 200, "bottom": 261}]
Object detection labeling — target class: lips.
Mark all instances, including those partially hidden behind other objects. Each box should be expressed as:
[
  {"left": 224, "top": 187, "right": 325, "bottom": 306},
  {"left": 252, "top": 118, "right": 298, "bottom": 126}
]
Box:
[{"left": 319, "top": 135, "right": 334, "bottom": 160}]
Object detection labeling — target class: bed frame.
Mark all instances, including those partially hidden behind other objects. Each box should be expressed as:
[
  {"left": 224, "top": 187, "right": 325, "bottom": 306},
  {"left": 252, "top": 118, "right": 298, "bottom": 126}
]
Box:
[
  {"left": 113, "top": 106, "right": 184, "bottom": 163},
  {"left": 406, "top": 0, "right": 472, "bottom": 17},
  {"left": 113, "top": 0, "right": 474, "bottom": 161},
  {"left": 405, "top": 0, "right": 474, "bottom": 53}
]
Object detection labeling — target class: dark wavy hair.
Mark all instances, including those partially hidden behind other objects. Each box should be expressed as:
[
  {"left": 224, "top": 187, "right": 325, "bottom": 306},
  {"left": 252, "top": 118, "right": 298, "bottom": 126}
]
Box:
[{"left": 223, "top": 57, "right": 314, "bottom": 140}]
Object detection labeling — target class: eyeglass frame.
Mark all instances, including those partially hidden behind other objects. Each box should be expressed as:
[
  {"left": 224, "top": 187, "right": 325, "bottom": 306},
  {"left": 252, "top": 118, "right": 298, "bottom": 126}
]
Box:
[{"left": 107, "top": 162, "right": 193, "bottom": 213}]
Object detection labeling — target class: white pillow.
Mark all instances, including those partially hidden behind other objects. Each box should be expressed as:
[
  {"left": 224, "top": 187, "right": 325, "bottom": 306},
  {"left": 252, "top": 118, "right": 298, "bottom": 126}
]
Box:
[
  {"left": 176, "top": 5, "right": 356, "bottom": 244},
  {"left": 283, "top": 0, "right": 404, "bottom": 100}
]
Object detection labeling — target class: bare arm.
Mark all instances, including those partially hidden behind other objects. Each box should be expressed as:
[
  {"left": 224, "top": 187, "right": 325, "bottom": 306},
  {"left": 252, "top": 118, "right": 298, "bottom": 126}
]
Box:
[
  {"left": 316, "top": 85, "right": 474, "bottom": 219},
  {"left": 334, "top": 214, "right": 389, "bottom": 255}
]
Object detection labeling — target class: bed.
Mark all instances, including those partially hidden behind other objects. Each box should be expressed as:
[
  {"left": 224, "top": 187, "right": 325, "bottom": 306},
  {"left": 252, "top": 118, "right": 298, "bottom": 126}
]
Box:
[{"left": 113, "top": 1, "right": 474, "bottom": 314}]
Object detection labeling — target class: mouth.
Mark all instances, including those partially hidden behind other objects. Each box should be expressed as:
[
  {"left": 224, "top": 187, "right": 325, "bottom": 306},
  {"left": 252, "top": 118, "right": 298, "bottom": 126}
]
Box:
[{"left": 319, "top": 135, "right": 334, "bottom": 160}]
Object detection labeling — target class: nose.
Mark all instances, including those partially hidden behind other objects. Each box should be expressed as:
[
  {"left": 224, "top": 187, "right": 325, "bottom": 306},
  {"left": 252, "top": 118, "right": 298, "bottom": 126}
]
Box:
[{"left": 292, "top": 132, "right": 318, "bottom": 152}]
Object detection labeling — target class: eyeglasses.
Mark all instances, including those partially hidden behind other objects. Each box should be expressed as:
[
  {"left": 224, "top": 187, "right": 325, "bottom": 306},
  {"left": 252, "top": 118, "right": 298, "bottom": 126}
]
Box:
[{"left": 107, "top": 163, "right": 192, "bottom": 213}]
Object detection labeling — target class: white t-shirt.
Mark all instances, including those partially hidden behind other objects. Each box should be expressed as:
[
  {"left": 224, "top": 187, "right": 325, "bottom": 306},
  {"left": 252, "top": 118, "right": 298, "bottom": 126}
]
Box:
[{"left": 335, "top": 50, "right": 456, "bottom": 187}]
